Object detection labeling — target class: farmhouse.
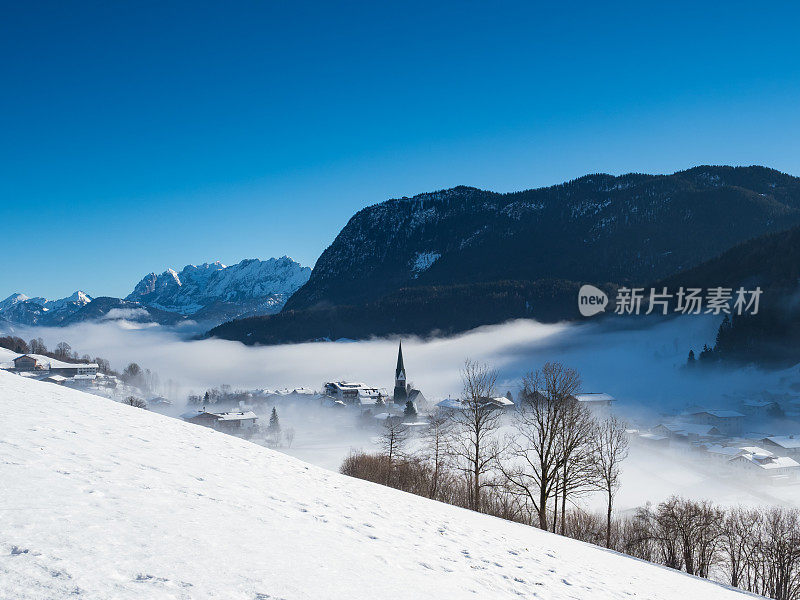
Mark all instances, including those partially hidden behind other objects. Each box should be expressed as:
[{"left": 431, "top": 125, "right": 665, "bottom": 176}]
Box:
[
  {"left": 12, "top": 355, "right": 44, "bottom": 371},
  {"left": 4, "top": 353, "right": 98, "bottom": 377},
  {"left": 685, "top": 410, "right": 745, "bottom": 436},
  {"left": 183, "top": 410, "right": 258, "bottom": 436}
]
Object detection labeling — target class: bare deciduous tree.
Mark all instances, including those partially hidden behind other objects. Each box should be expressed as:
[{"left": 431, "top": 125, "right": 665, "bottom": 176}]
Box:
[
  {"left": 380, "top": 419, "right": 408, "bottom": 466},
  {"left": 285, "top": 427, "right": 296, "bottom": 448},
  {"left": 420, "top": 412, "right": 452, "bottom": 499},
  {"left": 498, "top": 362, "right": 581, "bottom": 530},
  {"left": 125, "top": 396, "right": 147, "bottom": 409},
  {"left": 448, "top": 359, "right": 502, "bottom": 512},
  {"left": 592, "top": 415, "right": 629, "bottom": 548}
]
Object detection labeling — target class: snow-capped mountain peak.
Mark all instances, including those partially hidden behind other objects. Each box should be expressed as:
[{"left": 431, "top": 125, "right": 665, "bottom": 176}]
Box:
[{"left": 126, "top": 257, "right": 311, "bottom": 318}]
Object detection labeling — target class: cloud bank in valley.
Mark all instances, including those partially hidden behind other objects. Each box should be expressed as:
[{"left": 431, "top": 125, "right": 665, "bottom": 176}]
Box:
[
  {"left": 5, "top": 313, "right": 786, "bottom": 415},
  {"left": 6, "top": 315, "right": 800, "bottom": 509}
]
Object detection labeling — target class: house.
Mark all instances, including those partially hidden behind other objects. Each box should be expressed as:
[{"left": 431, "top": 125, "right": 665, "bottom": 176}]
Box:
[
  {"left": 43, "top": 374, "right": 67, "bottom": 385},
  {"left": 435, "top": 396, "right": 514, "bottom": 412},
  {"left": 12, "top": 355, "right": 44, "bottom": 371},
  {"left": 652, "top": 422, "right": 722, "bottom": 442},
  {"left": 759, "top": 436, "right": 800, "bottom": 459},
  {"left": 324, "top": 381, "right": 387, "bottom": 407},
  {"left": 685, "top": 410, "right": 745, "bottom": 436},
  {"left": 51, "top": 363, "right": 98, "bottom": 377},
  {"left": 632, "top": 431, "right": 670, "bottom": 449},
  {"left": 8, "top": 354, "right": 98, "bottom": 377},
  {"left": 704, "top": 444, "right": 770, "bottom": 463},
  {"left": 741, "top": 400, "right": 782, "bottom": 419},
  {"left": 436, "top": 397, "right": 463, "bottom": 412},
  {"left": 183, "top": 410, "right": 258, "bottom": 436},
  {"left": 729, "top": 452, "right": 800, "bottom": 483},
  {"left": 572, "top": 392, "right": 614, "bottom": 413},
  {"left": 482, "top": 396, "right": 515, "bottom": 410}
]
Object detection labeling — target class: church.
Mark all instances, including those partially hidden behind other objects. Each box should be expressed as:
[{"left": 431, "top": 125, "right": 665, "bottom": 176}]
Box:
[{"left": 392, "top": 341, "right": 427, "bottom": 412}]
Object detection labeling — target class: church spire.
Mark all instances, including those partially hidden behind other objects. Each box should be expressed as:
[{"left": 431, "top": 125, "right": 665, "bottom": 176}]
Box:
[
  {"left": 393, "top": 340, "right": 408, "bottom": 403},
  {"left": 395, "top": 340, "right": 406, "bottom": 380}
]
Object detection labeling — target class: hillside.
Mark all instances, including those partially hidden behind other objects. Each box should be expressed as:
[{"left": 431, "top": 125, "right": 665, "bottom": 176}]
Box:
[
  {"left": 656, "top": 224, "right": 800, "bottom": 367},
  {"left": 0, "top": 372, "right": 750, "bottom": 600}
]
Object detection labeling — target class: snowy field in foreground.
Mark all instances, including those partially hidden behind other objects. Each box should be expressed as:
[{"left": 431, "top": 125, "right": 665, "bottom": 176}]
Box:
[{"left": 0, "top": 372, "right": 754, "bottom": 600}]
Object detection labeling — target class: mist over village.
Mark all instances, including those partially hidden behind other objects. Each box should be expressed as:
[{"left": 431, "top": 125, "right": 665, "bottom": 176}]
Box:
[{"left": 4, "top": 3, "right": 800, "bottom": 600}]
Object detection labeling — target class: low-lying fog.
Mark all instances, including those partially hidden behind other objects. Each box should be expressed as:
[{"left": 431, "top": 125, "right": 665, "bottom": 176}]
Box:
[{"left": 6, "top": 315, "right": 800, "bottom": 510}]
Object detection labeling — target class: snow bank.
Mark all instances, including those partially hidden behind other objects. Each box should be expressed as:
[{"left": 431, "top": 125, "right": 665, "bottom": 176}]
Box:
[{"left": 0, "top": 372, "right": 751, "bottom": 599}]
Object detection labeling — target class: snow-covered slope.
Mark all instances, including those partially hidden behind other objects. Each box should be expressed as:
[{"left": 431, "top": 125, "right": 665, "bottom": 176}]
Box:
[
  {"left": 126, "top": 257, "right": 311, "bottom": 320},
  {"left": 0, "top": 372, "right": 750, "bottom": 600}
]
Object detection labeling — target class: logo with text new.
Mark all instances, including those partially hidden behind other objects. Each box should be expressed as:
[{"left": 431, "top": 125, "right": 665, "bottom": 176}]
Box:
[{"left": 578, "top": 285, "right": 608, "bottom": 317}]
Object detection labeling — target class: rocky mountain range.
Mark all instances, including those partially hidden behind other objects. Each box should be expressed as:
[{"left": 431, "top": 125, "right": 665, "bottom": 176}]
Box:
[{"left": 0, "top": 257, "right": 310, "bottom": 328}]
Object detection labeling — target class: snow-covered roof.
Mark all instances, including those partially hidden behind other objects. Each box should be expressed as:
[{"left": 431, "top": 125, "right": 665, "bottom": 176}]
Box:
[
  {"left": 654, "top": 423, "right": 720, "bottom": 436},
  {"left": 638, "top": 433, "right": 668, "bottom": 441},
  {"left": 573, "top": 393, "right": 615, "bottom": 403},
  {"left": 487, "top": 396, "right": 514, "bottom": 407},
  {"left": 687, "top": 410, "right": 745, "bottom": 419},
  {"left": 44, "top": 374, "right": 67, "bottom": 382},
  {"left": 216, "top": 411, "right": 257, "bottom": 421},
  {"left": 733, "top": 454, "right": 800, "bottom": 470},
  {"left": 436, "top": 398, "right": 463, "bottom": 410},
  {"left": 763, "top": 435, "right": 800, "bottom": 449},
  {"left": 742, "top": 400, "right": 777, "bottom": 408},
  {"left": 705, "top": 445, "right": 751, "bottom": 457}
]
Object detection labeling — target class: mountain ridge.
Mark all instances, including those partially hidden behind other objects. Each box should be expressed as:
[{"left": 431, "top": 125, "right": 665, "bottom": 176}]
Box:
[
  {"left": 0, "top": 256, "right": 310, "bottom": 328},
  {"left": 211, "top": 165, "right": 800, "bottom": 344}
]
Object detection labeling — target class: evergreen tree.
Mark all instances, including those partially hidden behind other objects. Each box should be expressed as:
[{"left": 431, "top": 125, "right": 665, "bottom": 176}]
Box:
[
  {"left": 269, "top": 407, "right": 281, "bottom": 433},
  {"left": 404, "top": 400, "right": 417, "bottom": 418},
  {"left": 687, "top": 349, "right": 696, "bottom": 367}
]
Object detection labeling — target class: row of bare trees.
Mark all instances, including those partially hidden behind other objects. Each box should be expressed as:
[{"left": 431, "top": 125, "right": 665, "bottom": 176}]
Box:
[
  {"left": 453, "top": 360, "right": 629, "bottom": 546},
  {"left": 562, "top": 498, "right": 800, "bottom": 600},
  {"left": 346, "top": 360, "right": 629, "bottom": 546}
]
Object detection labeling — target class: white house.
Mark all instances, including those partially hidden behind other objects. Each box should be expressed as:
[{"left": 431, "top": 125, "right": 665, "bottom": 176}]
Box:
[
  {"left": 729, "top": 452, "right": 800, "bottom": 483},
  {"left": 324, "top": 381, "right": 388, "bottom": 408},
  {"left": 759, "top": 436, "right": 800, "bottom": 460}
]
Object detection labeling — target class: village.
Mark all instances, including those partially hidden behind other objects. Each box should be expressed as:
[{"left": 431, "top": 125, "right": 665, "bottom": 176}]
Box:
[{"left": 4, "top": 341, "right": 800, "bottom": 486}]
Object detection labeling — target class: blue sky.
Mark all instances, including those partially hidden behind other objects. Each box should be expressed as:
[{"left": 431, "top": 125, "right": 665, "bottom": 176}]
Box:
[{"left": 2, "top": 1, "right": 800, "bottom": 299}]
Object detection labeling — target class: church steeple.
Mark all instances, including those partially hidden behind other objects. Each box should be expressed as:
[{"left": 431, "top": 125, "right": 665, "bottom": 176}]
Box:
[
  {"left": 393, "top": 341, "right": 407, "bottom": 402},
  {"left": 395, "top": 341, "right": 406, "bottom": 380}
]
